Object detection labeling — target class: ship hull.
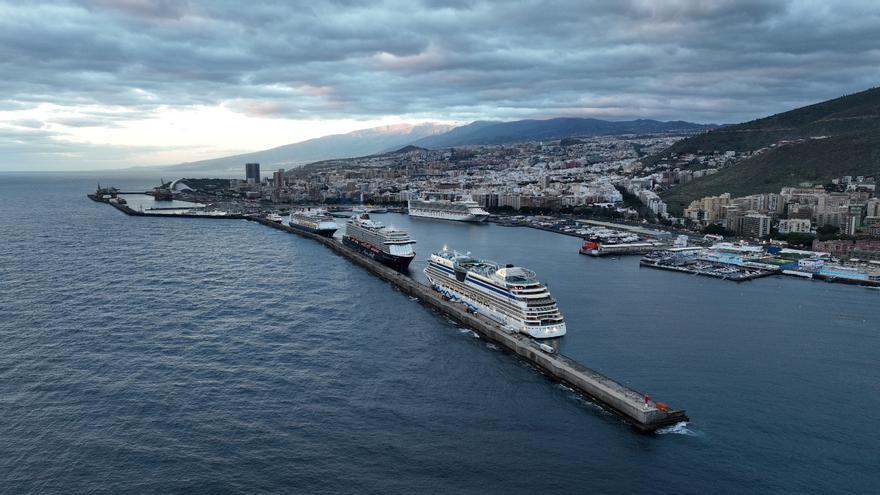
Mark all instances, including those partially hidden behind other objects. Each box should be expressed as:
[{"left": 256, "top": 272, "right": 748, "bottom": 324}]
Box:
[
  {"left": 343, "top": 236, "right": 414, "bottom": 271},
  {"left": 424, "top": 268, "right": 566, "bottom": 339},
  {"left": 288, "top": 222, "right": 337, "bottom": 238}
]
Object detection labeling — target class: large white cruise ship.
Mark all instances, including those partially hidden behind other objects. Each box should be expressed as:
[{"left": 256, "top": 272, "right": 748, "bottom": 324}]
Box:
[
  {"left": 343, "top": 213, "right": 416, "bottom": 270},
  {"left": 288, "top": 208, "right": 339, "bottom": 237},
  {"left": 408, "top": 198, "right": 489, "bottom": 222},
  {"left": 425, "top": 248, "right": 566, "bottom": 338}
]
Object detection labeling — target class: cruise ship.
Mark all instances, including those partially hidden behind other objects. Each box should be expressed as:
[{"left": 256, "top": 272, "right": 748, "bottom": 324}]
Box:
[
  {"left": 288, "top": 208, "right": 339, "bottom": 237},
  {"left": 343, "top": 213, "right": 416, "bottom": 270},
  {"left": 425, "top": 248, "right": 566, "bottom": 338},
  {"left": 408, "top": 198, "right": 489, "bottom": 222}
]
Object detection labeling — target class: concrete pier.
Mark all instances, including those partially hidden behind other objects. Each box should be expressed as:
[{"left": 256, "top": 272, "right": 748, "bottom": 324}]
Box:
[
  {"left": 640, "top": 258, "right": 775, "bottom": 282},
  {"left": 254, "top": 218, "right": 688, "bottom": 432},
  {"left": 88, "top": 194, "right": 244, "bottom": 219},
  {"left": 90, "top": 193, "right": 689, "bottom": 432}
]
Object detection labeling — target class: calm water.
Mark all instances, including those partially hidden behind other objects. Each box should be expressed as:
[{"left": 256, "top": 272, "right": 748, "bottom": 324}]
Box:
[{"left": 1, "top": 173, "right": 878, "bottom": 494}]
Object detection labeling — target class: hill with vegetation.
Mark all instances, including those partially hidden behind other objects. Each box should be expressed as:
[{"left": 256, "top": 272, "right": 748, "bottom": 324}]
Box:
[
  {"left": 159, "top": 123, "right": 454, "bottom": 175},
  {"left": 410, "top": 118, "right": 714, "bottom": 148},
  {"left": 656, "top": 87, "right": 880, "bottom": 212}
]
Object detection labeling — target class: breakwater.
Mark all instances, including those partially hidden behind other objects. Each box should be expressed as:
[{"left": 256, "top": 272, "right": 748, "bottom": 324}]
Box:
[
  {"left": 89, "top": 194, "right": 245, "bottom": 219},
  {"left": 90, "top": 193, "right": 688, "bottom": 432}
]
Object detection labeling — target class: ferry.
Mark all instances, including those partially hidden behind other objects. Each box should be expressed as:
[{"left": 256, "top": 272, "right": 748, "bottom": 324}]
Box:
[
  {"left": 580, "top": 240, "right": 660, "bottom": 257},
  {"left": 343, "top": 213, "right": 416, "bottom": 270},
  {"left": 266, "top": 213, "right": 283, "bottom": 223},
  {"left": 288, "top": 208, "right": 339, "bottom": 237},
  {"left": 408, "top": 198, "right": 489, "bottom": 222},
  {"left": 425, "top": 247, "right": 566, "bottom": 338}
]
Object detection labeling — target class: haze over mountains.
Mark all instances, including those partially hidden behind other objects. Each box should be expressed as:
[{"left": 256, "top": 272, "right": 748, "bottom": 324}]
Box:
[
  {"left": 409, "top": 118, "right": 714, "bottom": 148},
  {"left": 163, "top": 118, "right": 715, "bottom": 175},
  {"left": 658, "top": 86, "right": 880, "bottom": 212},
  {"left": 162, "top": 123, "right": 454, "bottom": 175}
]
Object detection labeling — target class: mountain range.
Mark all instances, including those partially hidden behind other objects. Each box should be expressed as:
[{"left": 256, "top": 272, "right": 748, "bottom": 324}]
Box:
[
  {"left": 162, "top": 123, "right": 454, "bottom": 174},
  {"left": 161, "top": 118, "right": 714, "bottom": 174},
  {"left": 409, "top": 118, "right": 714, "bottom": 148},
  {"left": 658, "top": 86, "right": 880, "bottom": 213}
]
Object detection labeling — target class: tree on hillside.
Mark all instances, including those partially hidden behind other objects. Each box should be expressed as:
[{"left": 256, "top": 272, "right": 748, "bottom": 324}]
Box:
[{"left": 702, "top": 224, "right": 731, "bottom": 236}]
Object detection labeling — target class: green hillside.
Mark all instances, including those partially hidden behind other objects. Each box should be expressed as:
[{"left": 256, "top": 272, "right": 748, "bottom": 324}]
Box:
[
  {"left": 654, "top": 87, "right": 880, "bottom": 212},
  {"left": 662, "top": 131, "right": 880, "bottom": 212}
]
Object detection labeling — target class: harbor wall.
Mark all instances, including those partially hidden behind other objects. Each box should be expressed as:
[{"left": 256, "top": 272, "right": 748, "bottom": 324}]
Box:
[
  {"left": 90, "top": 193, "right": 688, "bottom": 432},
  {"left": 253, "top": 217, "right": 687, "bottom": 432}
]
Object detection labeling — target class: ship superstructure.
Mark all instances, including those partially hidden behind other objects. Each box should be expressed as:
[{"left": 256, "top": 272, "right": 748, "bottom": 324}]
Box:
[
  {"left": 288, "top": 208, "right": 338, "bottom": 237},
  {"left": 407, "top": 198, "right": 489, "bottom": 222},
  {"left": 343, "top": 214, "right": 416, "bottom": 270},
  {"left": 425, "top": 248, "right": 566, "bottom": 338}
]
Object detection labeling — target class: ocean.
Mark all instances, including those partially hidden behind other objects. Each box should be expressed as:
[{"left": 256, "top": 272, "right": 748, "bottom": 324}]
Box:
[{"left": 1, "top": 173, "right": 878, "bottom": 494}]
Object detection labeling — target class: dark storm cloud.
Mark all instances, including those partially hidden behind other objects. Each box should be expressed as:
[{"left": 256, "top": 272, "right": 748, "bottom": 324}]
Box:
[{"left": 2, "top": 0, "right": 879, "bottom": 124}]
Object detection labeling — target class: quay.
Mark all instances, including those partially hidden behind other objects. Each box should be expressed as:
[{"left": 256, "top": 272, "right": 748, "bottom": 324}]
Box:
[
  {"left": 89, "top": 192, "right": 689, "bottom": 433},
  {"left": 639, "top": 257, "right": 775, "bottom": 282},
  {"left": 576, "top": 219, "right": 669, "bottom": 237},
  {"left": 88, "top": 194, "right": 244, "bottom": 219}
]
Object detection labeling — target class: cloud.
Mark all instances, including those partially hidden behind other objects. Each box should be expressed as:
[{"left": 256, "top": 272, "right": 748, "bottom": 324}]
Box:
[{"left": 1, "top": 0, "right": 879, "bottom": 169}]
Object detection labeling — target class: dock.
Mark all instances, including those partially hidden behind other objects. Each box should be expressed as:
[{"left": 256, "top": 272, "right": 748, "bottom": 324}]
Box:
[
  {"left": 89, "top": 192, "right": 689, "bottom": 432},
  {"left": 639, "top": 257, "right": 776, "bottom": 282},
  {"left": 88, "top": 194, "right": 244, "bottom": 219}
]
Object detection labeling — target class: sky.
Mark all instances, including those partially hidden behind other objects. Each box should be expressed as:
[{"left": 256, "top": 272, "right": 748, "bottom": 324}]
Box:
[{"left": 1, "top": 0, "right": 879, "bottom": 171}]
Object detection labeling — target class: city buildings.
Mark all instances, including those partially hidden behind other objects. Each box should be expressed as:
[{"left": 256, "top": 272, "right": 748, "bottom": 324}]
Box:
[
  {"left": 742, "top": 213, "right": 771, "bottom": 238},
  {"left": 197, "top": 131, "right": 876, "bottom": 257},
  {"left": 778, "top": 218, "right": 812, "bottom": 234},
  {"left": 272, "top": 169, "right": 285, "bottom": 189},
  {"left": 245, "top": 162, "right": 261, "bottom": 184},
  {"left": 683, "top": 176, "right": 878, "bottom": 240}
]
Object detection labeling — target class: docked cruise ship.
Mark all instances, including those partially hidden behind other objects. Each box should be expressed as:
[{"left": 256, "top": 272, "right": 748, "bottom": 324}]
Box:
[
  {"left": 408, "top": 198, "right": 489, "bottom": 222},
  {"left": 425, "top": 248, "right": 566, "bottom": 338},
  {"left": 343, "top": 213, "right": 416, "bottom": 270},
  {"left": 288, "top": 208, "right": 339, "bottom": 237}
]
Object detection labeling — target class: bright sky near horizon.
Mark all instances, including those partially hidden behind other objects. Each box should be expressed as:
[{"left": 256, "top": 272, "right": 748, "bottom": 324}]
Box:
[{"left": 1, "top": 0, "right": 879, "bottom": 171}]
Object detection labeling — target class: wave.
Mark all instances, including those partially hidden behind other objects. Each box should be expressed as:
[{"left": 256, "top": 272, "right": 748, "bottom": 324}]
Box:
[{"left": 656, "top": 422, "right": 701, "bottom": 437}]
